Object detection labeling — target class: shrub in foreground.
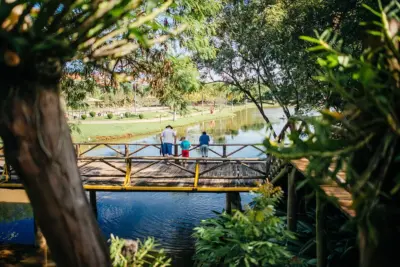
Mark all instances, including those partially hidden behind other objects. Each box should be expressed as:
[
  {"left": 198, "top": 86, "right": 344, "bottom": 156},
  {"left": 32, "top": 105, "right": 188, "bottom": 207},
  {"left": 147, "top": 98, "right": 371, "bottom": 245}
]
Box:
[
  {"left": 89, "top": 111, "right": 96, "bottom": 118},
  {"left": 107, "top": 113, "right": 114, "bottom": 119},
  {"left": 81, "top": 114, "right": 87, "bottom": 120},
  {"left": 109, "top": 235, "right": 171, "bottom": 267},
  {"left": 193, "top": 183, "right": 294, "bottom": 266}
]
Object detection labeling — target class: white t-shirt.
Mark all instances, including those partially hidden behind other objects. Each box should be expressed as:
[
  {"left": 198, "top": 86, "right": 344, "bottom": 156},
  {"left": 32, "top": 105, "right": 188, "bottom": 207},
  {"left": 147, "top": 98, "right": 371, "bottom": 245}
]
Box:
[{"left": 161, "top": 128, "right": 176, "bottom": 144}]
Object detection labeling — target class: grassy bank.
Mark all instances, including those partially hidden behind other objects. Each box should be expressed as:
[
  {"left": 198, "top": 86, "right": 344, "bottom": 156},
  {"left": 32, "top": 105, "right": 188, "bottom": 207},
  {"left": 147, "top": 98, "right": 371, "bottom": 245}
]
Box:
[{"left": 72, "top": 105, "right": 258, "bottom": 142}]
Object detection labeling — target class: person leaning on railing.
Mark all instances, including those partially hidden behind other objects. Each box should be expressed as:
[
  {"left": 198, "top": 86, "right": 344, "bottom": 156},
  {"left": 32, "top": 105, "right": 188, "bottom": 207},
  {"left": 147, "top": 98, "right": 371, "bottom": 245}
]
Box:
[
  {"left": 160, "top": 125, "right": 176, "bottom": 157},
  {"left": 199, "top": 131, "right": 210, "bottom": 157}
]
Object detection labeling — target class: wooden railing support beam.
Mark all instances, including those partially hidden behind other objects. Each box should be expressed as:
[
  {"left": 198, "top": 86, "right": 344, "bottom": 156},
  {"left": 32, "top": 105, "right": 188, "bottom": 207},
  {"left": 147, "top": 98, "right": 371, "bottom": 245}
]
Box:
[
  {"left": 194, "top": 161, "right": 200, "bottom": 189},
  {"left": 174, "top": 144, "right": 179, "bottom": 164},
  {"left": 287, "top": 167, "right": 297, "bottom": 232},
  {"left": 226, "top": 192, "right": 242, "bottom": 214},
  {"left": 316, "top": 191, "right": 327, "bottom": 267},
  {"left": 89, "top": 191, "right": 98, "bottom": 219}
]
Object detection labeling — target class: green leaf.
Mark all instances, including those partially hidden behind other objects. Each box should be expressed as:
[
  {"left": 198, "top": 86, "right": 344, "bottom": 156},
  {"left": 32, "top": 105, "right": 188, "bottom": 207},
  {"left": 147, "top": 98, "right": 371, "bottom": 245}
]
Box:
[
  {"left": 299, "top": 35, "right": 322, "bottom": 44},
  {"left": 362, "top": 4, "right": 383, "bottom": 17}
]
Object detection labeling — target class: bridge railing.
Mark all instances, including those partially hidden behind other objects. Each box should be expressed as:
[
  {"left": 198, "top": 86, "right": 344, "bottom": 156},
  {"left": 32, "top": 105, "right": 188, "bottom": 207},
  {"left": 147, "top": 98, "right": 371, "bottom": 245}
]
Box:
[
  {"left": 74, "top": 143, "right": 267, "bottom": 159},
  {"left": 0, "top": 143, "right": 287, "bottom": 187},
  {"left": 0, "top": 142, "right": 288, "bottom": 191}
]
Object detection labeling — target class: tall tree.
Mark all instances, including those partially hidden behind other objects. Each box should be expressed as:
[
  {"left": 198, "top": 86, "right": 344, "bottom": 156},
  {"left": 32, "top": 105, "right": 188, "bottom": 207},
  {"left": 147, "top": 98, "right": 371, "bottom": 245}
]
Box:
[
  {"left": 0, "top": 1, "right": 187, "bottom": 266},
  {"left": 195, "top": 0, "right": 383, "bottom": 132}
]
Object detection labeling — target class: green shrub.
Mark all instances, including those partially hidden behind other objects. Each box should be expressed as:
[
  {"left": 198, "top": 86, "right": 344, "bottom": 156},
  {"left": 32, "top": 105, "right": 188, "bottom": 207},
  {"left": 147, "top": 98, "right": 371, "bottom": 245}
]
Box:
[
  {"left": 81, "top": 114, "right": 87, "bottom": 120},
  {"left": 193, "top": 183, "right": 294, "bottom": 266},
  {"left": 124, "top": 112, "right": 131, "bottom": 118},
  {"left": 89, "top": 111, "right": 96, "bottom": 118},
  {"left": 107, "top": 113, "right": 113, "bottom": 119},
  {"left": 138, "top": 114, "right": 144, "bottom": 119},
  {"left": 109, "top": 235, "right": 171, "bottom": 267}
]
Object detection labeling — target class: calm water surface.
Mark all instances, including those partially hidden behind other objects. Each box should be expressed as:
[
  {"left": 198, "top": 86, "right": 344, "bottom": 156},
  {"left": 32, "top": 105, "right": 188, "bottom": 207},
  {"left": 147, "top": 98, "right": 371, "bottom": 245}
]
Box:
[{"left": 0, "top": 107, "right": 288, "bottom": 266}]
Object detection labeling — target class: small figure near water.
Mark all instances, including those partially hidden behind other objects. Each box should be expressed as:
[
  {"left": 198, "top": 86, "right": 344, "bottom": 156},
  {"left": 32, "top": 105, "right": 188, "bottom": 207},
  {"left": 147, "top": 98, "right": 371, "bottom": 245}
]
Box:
[
  {"left": 199, "top": 131, "right": 211, "bottom": 157},
  {"left": 180, "top": 136, "right": 191, "bottom": 166},
  {"left": 160, "top": 125, "right": 176, "bottom": 157}
]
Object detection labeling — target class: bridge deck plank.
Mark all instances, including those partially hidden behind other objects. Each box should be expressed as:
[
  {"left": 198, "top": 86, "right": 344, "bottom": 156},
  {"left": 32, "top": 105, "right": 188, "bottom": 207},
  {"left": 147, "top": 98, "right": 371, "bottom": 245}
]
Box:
[{"left": 291, "top": 158, "right": 354, "bottom": 217}]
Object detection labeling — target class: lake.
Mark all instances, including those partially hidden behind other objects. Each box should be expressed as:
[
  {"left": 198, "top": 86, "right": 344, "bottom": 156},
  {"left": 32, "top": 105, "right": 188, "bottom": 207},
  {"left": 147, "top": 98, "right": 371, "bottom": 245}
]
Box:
[{"left": 0, "top": 107, "right": 288, "bottom": 266}]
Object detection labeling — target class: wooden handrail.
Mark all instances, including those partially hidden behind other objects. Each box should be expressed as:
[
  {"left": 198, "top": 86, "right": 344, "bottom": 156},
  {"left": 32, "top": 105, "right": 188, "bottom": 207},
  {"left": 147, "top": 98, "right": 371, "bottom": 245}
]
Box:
[
  {"left": 77, "top": 156, "right": 266, "bottom": 162},
  {"left": 75, "top": 142, "right": 265, "bottom": 146}
]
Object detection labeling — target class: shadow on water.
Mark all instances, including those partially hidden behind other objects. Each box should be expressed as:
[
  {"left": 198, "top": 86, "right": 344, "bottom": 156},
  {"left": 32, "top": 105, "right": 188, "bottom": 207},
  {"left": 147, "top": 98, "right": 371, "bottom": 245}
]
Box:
[{"left": 0, "top": 107, "right": 289, "bottom": 266}]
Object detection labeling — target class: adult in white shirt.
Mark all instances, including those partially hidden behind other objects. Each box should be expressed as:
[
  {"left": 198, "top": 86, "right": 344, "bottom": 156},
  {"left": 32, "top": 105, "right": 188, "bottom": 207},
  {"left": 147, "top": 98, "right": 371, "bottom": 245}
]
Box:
[{"left": 160, "top": 125, "right": 176, "bottom": 156}]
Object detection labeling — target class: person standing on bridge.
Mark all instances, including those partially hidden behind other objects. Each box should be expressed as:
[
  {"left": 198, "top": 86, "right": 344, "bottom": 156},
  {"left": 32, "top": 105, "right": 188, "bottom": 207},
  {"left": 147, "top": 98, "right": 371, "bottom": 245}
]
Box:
[
  {"left": 160, "top": 125, "right": 176, "bottom": 157},
  {"left": 199, "top": 131, "right": 210, "bottom": 157},
  {"left": 180, "top": 136, "right": 191, "bottom": 166}
]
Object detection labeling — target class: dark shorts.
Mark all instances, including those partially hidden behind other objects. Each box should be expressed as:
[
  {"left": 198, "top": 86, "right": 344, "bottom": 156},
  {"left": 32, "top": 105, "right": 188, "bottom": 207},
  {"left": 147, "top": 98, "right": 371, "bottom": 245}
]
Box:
[
  {"left": 162, "top": 143, "right": 173, "bottom": 155},
  {"left": 182, "top": 150, "right": 189, "bottom": 157}
]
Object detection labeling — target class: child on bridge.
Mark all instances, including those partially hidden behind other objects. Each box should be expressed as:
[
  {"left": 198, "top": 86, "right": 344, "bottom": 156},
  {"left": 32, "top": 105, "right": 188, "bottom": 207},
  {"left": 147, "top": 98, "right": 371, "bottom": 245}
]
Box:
[{"left": 180, "top": 137, "right": 191, "bottom": 166}]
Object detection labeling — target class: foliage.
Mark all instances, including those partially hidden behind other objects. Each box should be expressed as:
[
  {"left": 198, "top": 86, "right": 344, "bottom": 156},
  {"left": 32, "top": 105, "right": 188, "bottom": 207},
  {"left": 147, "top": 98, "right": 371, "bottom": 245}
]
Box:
[
  {"left": 193, "top": 183, "right": 294, "bottom": 267},
  {"left": 289, "top": 205, "right": 358, "bottom": 267},
  {"left": 81, "top": 114, "right": 87, "bottom": 120},
  {"left": 138, "top": 114, "right": 144, "bottom": 119},
  {"left": 107, "top": 113, "right": 114, "bottom": 119},
  {"left": 89, "top": 111, "right": 96, "bottom": 118},
  {"left": 264, "top": 1, "right": 400, "bottom": 265},
  {"left": 125, "top": 112, "right": 132, "bottom": 118},
  {"left": 193, "top": 0, "right": 383, "bottom": 134},
  {"left": 151, "top": 56, "right": 201, "bottom": 113},
  {"left": 68, "top": 122, "right": 81, "bottom": 134},
  {"left": 109, "top": 235, "right": 171, "bottom": 267}
]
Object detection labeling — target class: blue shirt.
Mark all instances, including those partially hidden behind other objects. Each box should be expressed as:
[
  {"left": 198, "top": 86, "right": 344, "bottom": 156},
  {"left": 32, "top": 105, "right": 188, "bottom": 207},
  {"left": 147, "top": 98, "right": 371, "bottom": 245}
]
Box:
[
  {"left": 199, "top": 134, "right": 210, "bottom": 145},
  {"left": 180, "top": 140, "right": 191, "bottom": 150}
]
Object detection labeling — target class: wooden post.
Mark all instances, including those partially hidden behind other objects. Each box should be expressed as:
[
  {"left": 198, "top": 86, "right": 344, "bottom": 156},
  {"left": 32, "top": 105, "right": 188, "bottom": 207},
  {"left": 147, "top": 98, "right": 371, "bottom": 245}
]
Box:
[
  {"left": 222, "top": 144, "right": 227, "bottom": 158},
  {"left": 316, "top": 191, "right": 327, "bottom": 267},
  {"left": 226, "top": 192, "right": 242, "bottom": 214},
  {"left": 125, "top": 144, "right": 129, "bottom": 157},
  {"left": 174, "top": 144, "right": 179, "bottom": 164},
  {"left": 287, "top": 167, "right": 297, "bottom": 231},
  {"left": 89, "top": 191, "right": 98, "bottom": 219},
  {"left": 75, "top": 144, "right": 80, "bottom": 158}
]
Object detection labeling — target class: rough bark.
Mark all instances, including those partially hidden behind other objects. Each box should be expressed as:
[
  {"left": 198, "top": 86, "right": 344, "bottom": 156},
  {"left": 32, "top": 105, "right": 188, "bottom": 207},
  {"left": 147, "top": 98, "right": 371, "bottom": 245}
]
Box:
[{"left": 0, "top": 86, "right": 110, "bottom": 266}]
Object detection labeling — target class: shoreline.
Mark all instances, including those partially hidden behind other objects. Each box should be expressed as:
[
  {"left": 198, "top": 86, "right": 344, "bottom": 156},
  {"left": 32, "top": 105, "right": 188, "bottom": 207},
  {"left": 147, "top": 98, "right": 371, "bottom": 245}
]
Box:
[{"left": 72, "top": 104, "right": 261, "bottom": 142}]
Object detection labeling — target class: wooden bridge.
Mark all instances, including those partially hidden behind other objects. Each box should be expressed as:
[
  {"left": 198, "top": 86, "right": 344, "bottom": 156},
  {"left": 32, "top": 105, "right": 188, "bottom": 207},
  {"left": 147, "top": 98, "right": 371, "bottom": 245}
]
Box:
[
  {"left": 0, "top": 142, "right": 354, "bottom": 216},
  {"left": 0, "top": 143, "right": 285, "bottom": 192}
]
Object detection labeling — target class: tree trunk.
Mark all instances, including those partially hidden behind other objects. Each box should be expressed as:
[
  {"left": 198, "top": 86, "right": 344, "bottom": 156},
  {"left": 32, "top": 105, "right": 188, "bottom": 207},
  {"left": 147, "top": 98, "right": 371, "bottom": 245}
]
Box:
[
  {"left": 173, "top": 107, "right": 176, "bottom": 121},
  {"left": 0, "top": 87, "right": 110, "bottom": 267}
]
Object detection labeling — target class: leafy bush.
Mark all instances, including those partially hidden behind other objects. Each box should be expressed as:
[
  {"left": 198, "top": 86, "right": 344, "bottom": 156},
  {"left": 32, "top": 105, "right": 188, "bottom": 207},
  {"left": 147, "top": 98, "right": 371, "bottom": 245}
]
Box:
[
  {"left": 138, "top": 114, "right": 144, "bottom": 119},
  {"left": 193, "top": 183, "right": 295, "bottom": 266},
  {"left": 124, "top": 112, "right": 131, "bottom": 118},
  {"left": 68, "top": 122, "right": 81, "bottom": 134},
  {"left": 89, "top": 111, "right": 96, "bottom": 118},
  {"left": 109, "top": 235, "right": 171, "bottom": 267},
  {"left": 81, "top": 114, "right": 87, "bottom": 120},
  {"left": 107, "top": 113, "right": 114, "bottom": 119}
]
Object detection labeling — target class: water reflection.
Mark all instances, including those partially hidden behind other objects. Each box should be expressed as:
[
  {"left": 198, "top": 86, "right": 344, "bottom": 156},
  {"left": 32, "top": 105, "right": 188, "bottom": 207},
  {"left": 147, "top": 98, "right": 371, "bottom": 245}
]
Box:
[{"left": 0, "top": 107, "right": 288, "bottom": 266}]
